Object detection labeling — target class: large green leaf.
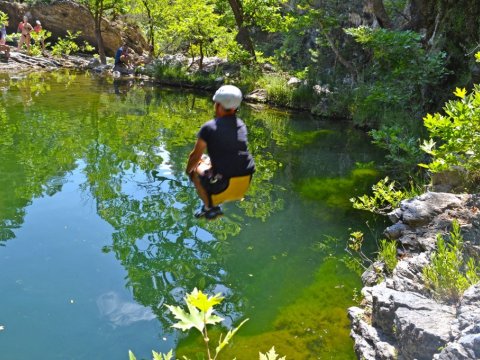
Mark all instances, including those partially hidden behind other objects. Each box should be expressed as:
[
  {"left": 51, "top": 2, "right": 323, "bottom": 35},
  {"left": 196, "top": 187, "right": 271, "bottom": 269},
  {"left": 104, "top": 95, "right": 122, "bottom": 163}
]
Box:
[
  {"left": 187, "top": 287, "right": 224, "bottom": 312},
  {"left": 259, "top": 347, "right": 286, "bottom": 360}
]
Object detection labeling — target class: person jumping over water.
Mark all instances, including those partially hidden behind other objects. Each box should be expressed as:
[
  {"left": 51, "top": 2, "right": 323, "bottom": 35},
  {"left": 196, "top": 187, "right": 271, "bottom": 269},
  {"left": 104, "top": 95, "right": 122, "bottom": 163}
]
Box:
[{"left": 186, "top": 85, "right": 255, "bottom": 220}]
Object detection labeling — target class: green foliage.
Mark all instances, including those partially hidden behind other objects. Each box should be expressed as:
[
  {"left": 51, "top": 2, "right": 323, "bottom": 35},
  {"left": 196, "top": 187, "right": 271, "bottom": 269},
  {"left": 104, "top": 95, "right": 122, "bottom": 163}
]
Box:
[
  {"left": 51, "top": 30, "right": 82, "bottom": 57},
  {"left": 0, "top": 11, "right": 8, "bottom": 25},
  {"left": 259, "top": 347, "right": 286, "bottom": 360},
  {"left": 370, "top": 125, "right": 426, "bottom": 180},
  {"left": 423, "top": 220, "right": 480, "bottom": 303},
  {"left": 345, "top": 232, "right": 399, "bottom": 280},
  {"left": 350, "top": 177, "right": 417, "bottom": 215},
  {"left": 129, "top": 349, "right": 173, "bottom": 360},
  {"left": 147, "top": 61, "right": 220, "bottom": 89},
  {"left": 345, "top": 26, "right": 447, "bottom": 127},
  {"left": 377, "top": 239, "right": 398, "bottom": 274},
  {"left": 258, "top": 74, "right": 293, "bottom": 106},
  {"left": 51, "top": 30, "right": 93, "bottom": 56},
  {"left": 130, "top": 288, "right": 255, "bottom": 360},
  {"left": 420, "top": 79, "right": 480, "bottom": 185},
  {"left": 167, "top": 288, "right": 248, "bottom": 360},
  {"left": 29, "top": 29, "right": 52, "bottom": 56}
]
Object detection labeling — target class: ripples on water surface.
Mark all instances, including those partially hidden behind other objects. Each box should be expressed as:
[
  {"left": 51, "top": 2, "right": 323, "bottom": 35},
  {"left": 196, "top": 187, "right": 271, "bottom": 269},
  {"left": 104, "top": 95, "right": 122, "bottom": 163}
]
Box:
[{"left": 0, "top": 71, "right": 384, "bottom": 359}]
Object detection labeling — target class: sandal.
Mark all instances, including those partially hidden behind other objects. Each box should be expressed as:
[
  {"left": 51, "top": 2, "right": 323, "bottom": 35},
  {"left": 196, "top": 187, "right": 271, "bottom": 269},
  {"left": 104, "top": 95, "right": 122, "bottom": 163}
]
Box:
[{"left": 195, "top": 205, "right": 223, "bottom": 220}]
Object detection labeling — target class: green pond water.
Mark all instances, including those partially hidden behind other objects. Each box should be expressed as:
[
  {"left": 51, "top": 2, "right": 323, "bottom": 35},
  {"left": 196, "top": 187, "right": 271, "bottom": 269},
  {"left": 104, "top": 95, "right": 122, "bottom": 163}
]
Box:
[{"left": 0, "top": 71, "right": 385, "bottom": 359}]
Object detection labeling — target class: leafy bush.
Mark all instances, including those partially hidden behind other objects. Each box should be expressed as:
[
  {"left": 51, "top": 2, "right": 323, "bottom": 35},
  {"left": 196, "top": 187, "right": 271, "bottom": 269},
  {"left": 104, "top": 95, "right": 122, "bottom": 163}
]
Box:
[
  {"left": 128, "top": 288, "right": 286, "bottom": 360},
  {"left": 345, "top": 26, "right": 447, "bottom": 128},
  {"left": 420, "top": 84, "right": 480, "bottom": 187},
  {"left": 377, "top": 239, "right": 398, "bottom": 274},
  {"left": 370, "top": 125, "right": 426, "bottom": 180},
  {"left": 0, "top": 11, "right": 7, "bottom": 25},
  {"left": 258, "top": 74, "right": 293, "bottom": 105},
  {"left": 423, "top": 220, "right": 480, "bottom": 303},
  {"left": 29, "top": 29, "right": 51, "bottom": 56},
  {"left": 350, "top": 177, "right": 418, "bottom": 215},
  {"left": 51, "top": 30, "right": 92, "bottom": 57}
]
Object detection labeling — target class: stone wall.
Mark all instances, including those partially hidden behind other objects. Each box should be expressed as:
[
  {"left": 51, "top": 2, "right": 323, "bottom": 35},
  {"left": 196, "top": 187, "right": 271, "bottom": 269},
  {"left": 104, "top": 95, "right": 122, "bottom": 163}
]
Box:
[{"left": 349, "top": 192, "right": 480, "bottom": 360}]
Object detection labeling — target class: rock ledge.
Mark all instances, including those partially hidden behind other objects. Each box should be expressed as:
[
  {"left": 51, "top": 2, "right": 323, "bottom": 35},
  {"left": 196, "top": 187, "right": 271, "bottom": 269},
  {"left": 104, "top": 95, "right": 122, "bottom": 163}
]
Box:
[{"left": 349, "top": 192, "right": 480, "bottom": 360}]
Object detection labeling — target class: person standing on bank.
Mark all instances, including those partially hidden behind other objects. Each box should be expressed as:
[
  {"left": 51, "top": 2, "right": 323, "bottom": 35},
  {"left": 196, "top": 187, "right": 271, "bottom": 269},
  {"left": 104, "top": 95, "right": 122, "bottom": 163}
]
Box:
[
  {"left": 186, "top": 85, "right": 255, "bottom": 220},
  {"left": 33, "top": 20, "right": 45, "bottom": 51},
  {"left": 17, "top": 15, "right": 33, "bottom": 52}
]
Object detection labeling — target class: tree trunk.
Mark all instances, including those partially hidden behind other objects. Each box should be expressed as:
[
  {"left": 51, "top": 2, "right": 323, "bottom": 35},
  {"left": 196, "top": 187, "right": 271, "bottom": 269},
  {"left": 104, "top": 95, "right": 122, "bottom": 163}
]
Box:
[
  {"left": 142, "top": 0, "right": 155, "bottom": 56},
  {"left": 319, "top": 22, "right": 358, "bottom": 83},
  {"left": 94, "top": 0, "right": 106, "bottom": 64},
  {"left": 199, "top": 42, "right": 204, "bottom": 70},
  {"left": 94, "top": 17, "right": 106, "bottom": 64},
  {"left": 227, "top": 0, "right": 256, "bottom": 60},
  {"left": 369, "top": 0, "right": 393, "bottom": 28}
]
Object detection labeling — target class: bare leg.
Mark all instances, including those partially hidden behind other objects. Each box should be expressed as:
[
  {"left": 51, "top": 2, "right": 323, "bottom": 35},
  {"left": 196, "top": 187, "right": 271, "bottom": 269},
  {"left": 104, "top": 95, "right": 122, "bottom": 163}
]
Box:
[
  {"left": 190, "top": 156, "right": 213, "bottom": 207},
  {"left": 191, "top": 172, "right": 210, "bottom": 207},
  {"left": 17, "top": 35, "right": 24, "bottom": 50}
]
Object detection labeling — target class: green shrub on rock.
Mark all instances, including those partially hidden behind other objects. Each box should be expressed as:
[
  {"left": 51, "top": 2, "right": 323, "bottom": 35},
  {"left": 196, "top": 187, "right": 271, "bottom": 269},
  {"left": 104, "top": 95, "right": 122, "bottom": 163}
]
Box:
[
  {"left": 377, "top": 239, "right": 398, "bottom": 274},
  {"left": 423, "top": 220, "right": 480, "bottom": 303}
]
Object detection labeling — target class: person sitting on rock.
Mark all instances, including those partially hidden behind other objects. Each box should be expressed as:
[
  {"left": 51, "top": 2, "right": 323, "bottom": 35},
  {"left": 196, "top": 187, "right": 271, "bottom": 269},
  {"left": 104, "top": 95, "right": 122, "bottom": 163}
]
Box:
[
  {"left": 185, "top": 85, "right": 256, "bottom": 220},
  {"left": 114, "top": 44, "right": 133, "bottom": 75},
  {"left": 17, "top": 16, "right": 33, "bottom": 52}
]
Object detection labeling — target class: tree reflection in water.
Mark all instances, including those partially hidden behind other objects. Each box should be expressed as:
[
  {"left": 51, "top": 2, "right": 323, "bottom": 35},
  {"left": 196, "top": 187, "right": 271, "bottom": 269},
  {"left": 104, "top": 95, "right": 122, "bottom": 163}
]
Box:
[{"left": 0, "top": 71, "right": 286, "bottom": 330}]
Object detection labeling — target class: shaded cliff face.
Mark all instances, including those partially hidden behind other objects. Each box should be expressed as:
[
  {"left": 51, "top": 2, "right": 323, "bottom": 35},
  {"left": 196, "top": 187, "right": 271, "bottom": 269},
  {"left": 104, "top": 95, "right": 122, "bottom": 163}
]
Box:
[{"left": 0, "top": 0, "right": 147, "bottom": 56}]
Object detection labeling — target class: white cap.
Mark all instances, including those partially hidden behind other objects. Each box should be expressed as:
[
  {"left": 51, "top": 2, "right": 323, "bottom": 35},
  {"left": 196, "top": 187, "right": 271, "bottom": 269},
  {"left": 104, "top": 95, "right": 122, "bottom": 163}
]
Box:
[
  {"left": 36, "top": 20, "right": 41, "bottom": 25},
  {"left": 212, "top": 85, "right": 242, "bottom": 110}
]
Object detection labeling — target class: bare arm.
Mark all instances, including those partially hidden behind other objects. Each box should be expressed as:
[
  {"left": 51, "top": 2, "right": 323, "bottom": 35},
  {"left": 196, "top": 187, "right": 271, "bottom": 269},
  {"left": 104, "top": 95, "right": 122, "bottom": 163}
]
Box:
[{"left": 186, "top": 138, "right": 207, "bottom": 176}]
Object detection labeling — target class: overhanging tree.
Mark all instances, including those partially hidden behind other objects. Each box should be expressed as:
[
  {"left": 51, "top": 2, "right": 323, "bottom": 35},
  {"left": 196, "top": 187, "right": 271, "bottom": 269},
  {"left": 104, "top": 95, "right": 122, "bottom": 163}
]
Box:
[{"left": 79, "top": 0, "right": 125, "bottom": 64}]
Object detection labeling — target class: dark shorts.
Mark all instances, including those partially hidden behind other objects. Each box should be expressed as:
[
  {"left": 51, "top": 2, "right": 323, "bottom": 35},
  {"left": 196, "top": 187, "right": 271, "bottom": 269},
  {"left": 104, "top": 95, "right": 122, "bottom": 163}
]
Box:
[{"left": 199, "top": 173, "right": 229, "bottom": 195}]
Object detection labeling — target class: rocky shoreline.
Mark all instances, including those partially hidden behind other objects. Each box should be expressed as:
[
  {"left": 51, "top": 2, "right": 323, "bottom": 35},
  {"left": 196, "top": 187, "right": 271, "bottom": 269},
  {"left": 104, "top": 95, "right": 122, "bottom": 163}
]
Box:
[{"left": 349, "top": 192, "right": 480, "bottom": 359}]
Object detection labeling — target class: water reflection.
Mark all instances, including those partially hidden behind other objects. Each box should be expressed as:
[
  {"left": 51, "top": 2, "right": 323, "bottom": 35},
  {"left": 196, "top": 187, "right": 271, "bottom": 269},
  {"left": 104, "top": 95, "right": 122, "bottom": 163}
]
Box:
[
  {"left": 97, "top": 291, "right": 157, "bottom": 328},
  {"left": 0, "top": 71, "right": 382, "bottom": 358}
]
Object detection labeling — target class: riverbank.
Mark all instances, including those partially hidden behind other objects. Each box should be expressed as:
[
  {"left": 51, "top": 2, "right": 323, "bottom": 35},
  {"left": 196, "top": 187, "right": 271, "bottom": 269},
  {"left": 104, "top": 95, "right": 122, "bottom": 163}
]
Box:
[
  {"left": 349, "top": 192, "right": 480, "bottom": 359},
  {"left": 0, "top": 50, "right": 343, "bottom": 118}
]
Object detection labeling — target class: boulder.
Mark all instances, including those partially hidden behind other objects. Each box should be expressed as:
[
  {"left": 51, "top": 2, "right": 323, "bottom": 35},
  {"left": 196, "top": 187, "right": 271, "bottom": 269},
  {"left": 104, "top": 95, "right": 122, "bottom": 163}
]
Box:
[
  {"left": 397, "top": 192, "right": 464, "bottom": 227},
  {"left": 287, "top": 76, "right": 302, "bottom": 87},
  {"left": 312, "top": 84, "right": 331, "bottom": 95},
  {"left": 245, "top": 89, "right": 268, "bottom": 103},
  {"left": 0, "top": 0, "right": 148, "bottom": 56},
  {"left": 370, "top": 283, "right": 456, "bottom": 359},
  {"left": 348, "top": 306, "right": 397, "bottom": 360}
]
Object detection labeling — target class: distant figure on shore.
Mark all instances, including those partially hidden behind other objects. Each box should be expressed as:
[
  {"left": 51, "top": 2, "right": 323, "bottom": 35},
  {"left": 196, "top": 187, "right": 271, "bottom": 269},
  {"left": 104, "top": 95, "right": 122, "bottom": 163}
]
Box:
[
  {"left": 0, "top": 20, "right": 7, "bottom": 45},
  {"left": 114, "top": 44, "right": 133, "bottom": 75},
  {"left": 33, "top": 20, "right": 45, "bottom": 51},
  {"left": 17, "top": 15, "right": 33, "bottom": 52},
  {"left": 0, "top": 19, "right": 10, "bottom": 60}
]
